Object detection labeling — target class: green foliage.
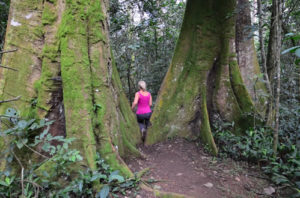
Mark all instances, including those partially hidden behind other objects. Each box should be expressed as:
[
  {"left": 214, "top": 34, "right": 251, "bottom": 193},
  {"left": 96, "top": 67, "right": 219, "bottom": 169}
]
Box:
[
  {"left": 214, "top": 127, "right": 274, "bottom": 161},
  {"left": 0, "top": 108, "right": 140, "bottom": 197},
  {"left": 214, "top": 125, "right": 300, "bottom": 196},
  {"left": 42, "top": 4, "right": 57, "bottom": 25},
  {"left": 109, "top": 0, "right": 186, "bottom": 101},
  {"left": 282, "top": 33, "right": 300, "bottom": 65}
]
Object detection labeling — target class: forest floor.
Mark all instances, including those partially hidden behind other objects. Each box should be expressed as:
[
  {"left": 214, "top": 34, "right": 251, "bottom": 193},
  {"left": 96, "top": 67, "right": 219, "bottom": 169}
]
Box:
[{"left": 125, "top": 137, "right": 275, "bottom": 198}]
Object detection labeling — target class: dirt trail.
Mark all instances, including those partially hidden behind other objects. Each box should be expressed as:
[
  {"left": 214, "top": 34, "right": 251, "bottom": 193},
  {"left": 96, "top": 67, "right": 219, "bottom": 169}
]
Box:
[{"left": 126, "top": 138, "right": 272, "bottom": 198}]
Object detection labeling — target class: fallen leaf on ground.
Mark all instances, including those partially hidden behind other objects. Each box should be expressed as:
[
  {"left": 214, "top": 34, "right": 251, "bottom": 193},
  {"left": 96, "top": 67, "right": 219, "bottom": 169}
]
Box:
[
  {"left": 264, "top": 186, "right": 275, "bottom": 195},
  {"left": 204, "top": 182, "right": 213, "bottom": 188},
  {"left": 154, "top": 185, "right": 161, "bottom": 190}
]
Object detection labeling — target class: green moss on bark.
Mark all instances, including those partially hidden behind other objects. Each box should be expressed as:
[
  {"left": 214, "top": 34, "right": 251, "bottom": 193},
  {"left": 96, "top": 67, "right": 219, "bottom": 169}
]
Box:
[
  {"left": 42, "top": 3, "right": 57, "bottom": 25},
  {"left": 229, "top": 60, "right": 254, "bottom": 112}
]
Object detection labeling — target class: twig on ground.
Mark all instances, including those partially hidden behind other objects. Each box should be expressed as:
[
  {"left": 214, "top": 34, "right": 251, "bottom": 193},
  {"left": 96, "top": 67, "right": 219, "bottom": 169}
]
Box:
[
  {"left": 11, "top": 150, "right": 25, "bottom": 197},
  {"left": 23, "top": 143, "right": 50, "bottom": 159},
  {"left": 0, "top": 49, "right": 18, "bottom": 54},
  {"left": 0, "top": 96, "right": 21, "bottom": 104},
  {"left": 247, "top": 173, "right": 269, "bottom": 180},
  {"left": 23, "top": 179, "right": 42, "bottom": 188},
  {"left": 0, "top": 65, "right": 18, "bottom": 71}
]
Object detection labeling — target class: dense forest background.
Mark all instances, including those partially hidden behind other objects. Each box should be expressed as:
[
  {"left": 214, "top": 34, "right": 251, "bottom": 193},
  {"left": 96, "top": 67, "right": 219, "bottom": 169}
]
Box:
[
  {"left": 0, "top": 0, "right": 299, "bottom": 197},
  {"left": 109, "top": 0, "right": 185, "bottom": 103}
]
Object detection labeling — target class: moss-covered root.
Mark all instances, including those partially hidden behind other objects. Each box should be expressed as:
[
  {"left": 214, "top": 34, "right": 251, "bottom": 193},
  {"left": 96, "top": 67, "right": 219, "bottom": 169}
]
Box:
[
  {"left": 154, "top": 191, "right": 191, "bottom": 198},
  {"left": 229, "top": 54, "right": 254, "bottom": 113},
  {"left": 141, "top": 184, "right": 193, "bottom": 198},
  {"left": 200, "top": 94, "right": 218, "bottom": 155}
]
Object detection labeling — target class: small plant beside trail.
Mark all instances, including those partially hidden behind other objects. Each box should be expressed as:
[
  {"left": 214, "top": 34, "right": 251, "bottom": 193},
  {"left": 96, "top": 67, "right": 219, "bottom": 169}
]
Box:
[
  {"left": 0, "top": 108, "right": 140, "bottom": 198},
  {"left": 213, "top": 123, "right": 300, "bottom": 197}
]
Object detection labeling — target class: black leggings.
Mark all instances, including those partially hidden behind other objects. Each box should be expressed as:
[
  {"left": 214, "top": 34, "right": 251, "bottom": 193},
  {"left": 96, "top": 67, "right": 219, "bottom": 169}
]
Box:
[{"left": 136, "top": 112, "right": 152, "bottom": 131}]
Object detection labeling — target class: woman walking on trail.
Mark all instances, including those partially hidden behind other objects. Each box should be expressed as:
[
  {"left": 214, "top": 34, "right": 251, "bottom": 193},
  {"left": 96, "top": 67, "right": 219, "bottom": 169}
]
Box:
[{"left": 131, "top": 81, "right": 152, "bottom": 142}]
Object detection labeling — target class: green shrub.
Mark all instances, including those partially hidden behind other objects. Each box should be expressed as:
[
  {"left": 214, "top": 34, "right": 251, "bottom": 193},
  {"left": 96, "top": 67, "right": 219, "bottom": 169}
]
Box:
[
  {"left": 214, "top": 126, "right": 300, "bottom": 196},
  {"left": 0, "top": 108, "right": 139, "bottom": 198}
]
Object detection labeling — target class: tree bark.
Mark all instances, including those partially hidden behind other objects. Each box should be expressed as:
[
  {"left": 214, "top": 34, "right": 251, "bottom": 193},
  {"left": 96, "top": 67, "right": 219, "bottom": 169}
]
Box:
[
  {"left": 270, "top": 0, "right": 282, "bottom": 154},
  {"left": 257, "top": 0, "right": 273, "bottom": 124},
  {"left": 0, "top": 0, "right": 141, "bottom": 175},
  {"left": 147, "top": 0, "right": 262, "bottom": 155},
  {"left": 235, "top": 0, "right": 268, "bottom": 124}
]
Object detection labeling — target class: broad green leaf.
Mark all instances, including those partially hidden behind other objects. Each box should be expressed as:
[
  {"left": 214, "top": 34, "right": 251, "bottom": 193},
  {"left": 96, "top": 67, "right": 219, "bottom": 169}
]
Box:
[
  {"left": 295, "top": 48, "right": 300, "bottom": 58},
  {"left": 110, "top": 170, "right": 119, "bottom": 176},
  {"left": 5, "top": 108, "right": 18, "bottom": 117},
  {"left": 108, "top": 175, "right": 124, "bottom": 183},
  {"left": 78, "top": 181, "right": 83, "bottom": 192},
  {"left": 42, "top": 171, "right": 50, "bottom": 178},
  {"left": 76, "top": 155, "right": 83, "bottom": 161},
  {"left": 98, "top": 185, "right": 110, "bottom": 198},
  {"left": 71, "top": 155, "right": 76, "bottom": 162},
  {"left": 17, "top": 120, "right": 28, "bottom": 129},
  {"left": 91, "top": 174, "right": 107, "bottom": 181},
  {"left": 0, "top": 180, "right": 9, "bottom": 186},
  {"left": 16, "top": 139, "right": 24, "bottom": 149},
  {"left": 5, "top": 108, "right": 18, "bottom": 124},
  {"left": 285, "top": 32, "right": 295, "bottom": 37},
  {"left": 5, "top": 177, "right": 10, "bottom": 185},
  {"left": 282, "top": 46, "right": 300, "bottom": 55},
  {"left": 29, "top": 123, "right": 38, "bottom": 130}
]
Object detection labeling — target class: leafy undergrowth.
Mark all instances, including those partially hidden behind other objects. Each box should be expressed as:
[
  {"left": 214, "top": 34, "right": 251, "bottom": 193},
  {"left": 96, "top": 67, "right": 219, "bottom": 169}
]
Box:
[
  {"left": 0, "top": 108, "right": 140, "bottom": 198},
  {"left": 214, "top": 125, "right": 300, "bottom": 197}
]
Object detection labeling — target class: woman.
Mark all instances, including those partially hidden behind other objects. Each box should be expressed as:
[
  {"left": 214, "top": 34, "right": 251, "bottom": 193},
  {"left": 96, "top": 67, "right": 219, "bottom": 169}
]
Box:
[{"left": 131, "top": 80, "right": 152, "bottom": 142}]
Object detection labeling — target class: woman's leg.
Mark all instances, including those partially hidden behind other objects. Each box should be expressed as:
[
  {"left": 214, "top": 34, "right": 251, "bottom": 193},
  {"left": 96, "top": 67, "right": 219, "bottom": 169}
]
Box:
[
  {"left": 136, "top": 114, "right": 146, "bottom": 131},
  {"left": 144, "top": 112, "right": 152, "bottom": 129}
]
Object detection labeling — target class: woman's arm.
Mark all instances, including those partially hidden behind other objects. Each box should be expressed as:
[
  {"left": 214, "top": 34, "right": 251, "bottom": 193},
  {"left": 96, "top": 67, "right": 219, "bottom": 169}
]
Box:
[
  {"left": 149, "top": 94, "right": 152, "bottom": 107},
  {"left": 131, "top": 92, "right": 139, "bottom": 111}
]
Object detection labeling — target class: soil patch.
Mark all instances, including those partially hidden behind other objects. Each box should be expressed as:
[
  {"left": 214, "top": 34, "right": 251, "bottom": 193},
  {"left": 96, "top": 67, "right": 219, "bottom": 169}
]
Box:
[{"left": 126, "top": 137, "right": 273, "bottom": 198}]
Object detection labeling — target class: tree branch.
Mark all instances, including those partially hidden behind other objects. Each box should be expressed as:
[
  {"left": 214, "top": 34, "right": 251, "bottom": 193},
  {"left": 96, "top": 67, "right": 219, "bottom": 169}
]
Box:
[
  {"left": 0, "top": 65, "right": 18, "bottom": 71},
  {"left": 0, "top": 96, "right": 21, "bottom": 104},
  {"left": 0, "top": 49, "right": 18, "bottom": 54}
]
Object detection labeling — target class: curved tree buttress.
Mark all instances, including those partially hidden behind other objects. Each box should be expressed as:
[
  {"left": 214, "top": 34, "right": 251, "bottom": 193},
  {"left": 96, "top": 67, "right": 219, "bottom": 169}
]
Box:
[
  {"left": 0, "top": 0, "right": 141, "bottom": 175},
  {"left": 147, "top": 0, "right": 265, "bottom": 154}
]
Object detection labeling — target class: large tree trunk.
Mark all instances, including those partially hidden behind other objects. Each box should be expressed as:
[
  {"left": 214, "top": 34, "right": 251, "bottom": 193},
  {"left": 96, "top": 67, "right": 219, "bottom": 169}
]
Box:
[
  {"left": 0, "top": 0, "right": 141, "bottom": 175},
  {"left": 236, "top": 0, "right": 267, "bottom": 112},
  {"left": 147, "top": 0, "right": 263, "bottom": 154}
]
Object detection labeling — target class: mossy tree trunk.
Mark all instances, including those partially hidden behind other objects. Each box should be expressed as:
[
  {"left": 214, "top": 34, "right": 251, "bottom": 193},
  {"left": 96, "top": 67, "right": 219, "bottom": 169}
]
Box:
[
  {"left": 147, "top": 0, "right": 265, "bottom": 154},
  {"left": 0, "top": 0, "right": 141, "bottom": 176}
]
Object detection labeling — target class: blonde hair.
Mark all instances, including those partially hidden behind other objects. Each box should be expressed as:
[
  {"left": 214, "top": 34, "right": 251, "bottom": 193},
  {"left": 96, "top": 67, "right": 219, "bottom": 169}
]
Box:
[{"left": 138, "top": 81, "right": 146, "bottom": 91}]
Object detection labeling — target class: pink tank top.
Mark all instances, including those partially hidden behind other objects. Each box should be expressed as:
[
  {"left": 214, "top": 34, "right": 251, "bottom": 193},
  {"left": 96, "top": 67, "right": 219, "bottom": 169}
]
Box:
[{"left": 136, "top": 91, "right": 152, "bottom": 115}]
